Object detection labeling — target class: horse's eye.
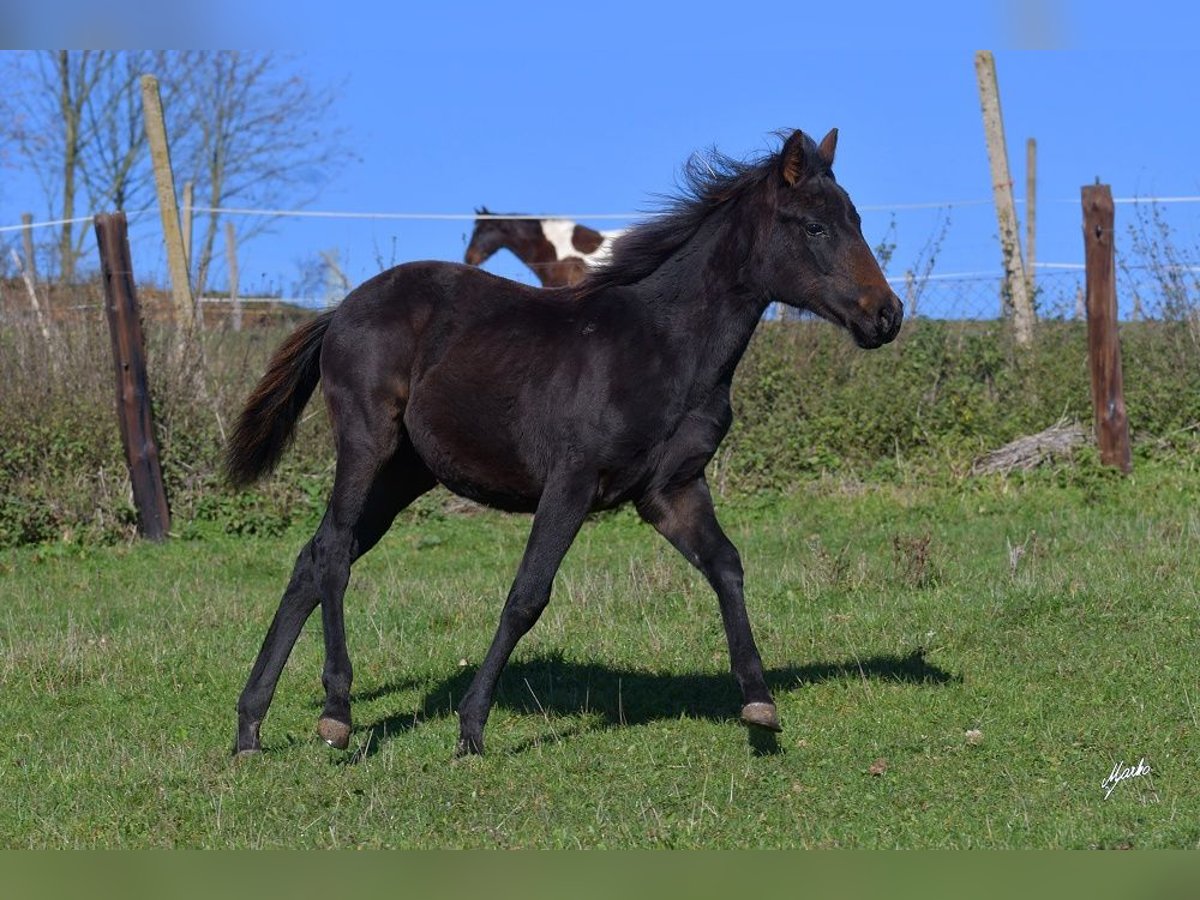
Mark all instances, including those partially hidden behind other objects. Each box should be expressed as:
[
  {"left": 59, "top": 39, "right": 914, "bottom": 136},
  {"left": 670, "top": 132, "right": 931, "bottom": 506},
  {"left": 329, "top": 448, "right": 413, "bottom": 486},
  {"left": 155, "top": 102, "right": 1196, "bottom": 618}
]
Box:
[{"left": 805, "top": 222, "right": 826, "bottom": 237}]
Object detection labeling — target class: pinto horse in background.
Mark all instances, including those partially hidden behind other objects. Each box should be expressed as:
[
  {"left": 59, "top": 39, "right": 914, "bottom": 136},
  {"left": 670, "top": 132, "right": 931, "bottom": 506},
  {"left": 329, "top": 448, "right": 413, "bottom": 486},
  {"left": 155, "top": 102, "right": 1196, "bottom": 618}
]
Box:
[
  {"left": 464, "top": 209, "right": 624, "bottom": 287},
  {"left": 228, "top": 128, "right": 903, "bottom": 757}
]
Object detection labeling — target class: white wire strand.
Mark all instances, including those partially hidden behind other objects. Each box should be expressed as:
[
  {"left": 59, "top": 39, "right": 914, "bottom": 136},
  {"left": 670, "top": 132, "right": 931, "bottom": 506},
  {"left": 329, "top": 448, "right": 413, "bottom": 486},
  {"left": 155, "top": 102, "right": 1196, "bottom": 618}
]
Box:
[
  {"left": 0, "top": 208, "right": 156, "bottom": 233},
  {"left": 4, "top": 194, "right": 1200, "bottom": 234}
]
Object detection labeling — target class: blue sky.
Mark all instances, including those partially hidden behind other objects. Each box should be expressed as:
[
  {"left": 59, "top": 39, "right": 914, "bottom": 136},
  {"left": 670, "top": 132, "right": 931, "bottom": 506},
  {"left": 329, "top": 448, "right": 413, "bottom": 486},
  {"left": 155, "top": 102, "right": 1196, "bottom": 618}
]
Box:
[{"left": 3, "top": 1, "right": 1198, "bottom": 315}]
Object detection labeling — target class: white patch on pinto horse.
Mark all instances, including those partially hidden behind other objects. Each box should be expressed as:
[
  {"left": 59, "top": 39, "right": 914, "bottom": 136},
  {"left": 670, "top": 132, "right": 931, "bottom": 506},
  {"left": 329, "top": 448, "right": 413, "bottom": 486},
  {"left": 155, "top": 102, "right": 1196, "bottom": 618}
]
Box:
[{"left": 540, "top": 219, "right": 623, "bottom": 268}]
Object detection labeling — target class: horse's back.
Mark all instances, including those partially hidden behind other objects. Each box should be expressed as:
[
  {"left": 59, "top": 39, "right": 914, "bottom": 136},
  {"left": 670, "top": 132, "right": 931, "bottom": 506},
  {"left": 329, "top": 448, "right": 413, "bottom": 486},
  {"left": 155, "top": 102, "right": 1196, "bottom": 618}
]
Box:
[
  {"left": 316, "top": 260, "right": 706, "bottom": 513},
  {"left": 327, "top": 260, "right": 657, "bottom": 371},
  {"left": 320, "top": 262, "right": 536, "bottom": 379}
]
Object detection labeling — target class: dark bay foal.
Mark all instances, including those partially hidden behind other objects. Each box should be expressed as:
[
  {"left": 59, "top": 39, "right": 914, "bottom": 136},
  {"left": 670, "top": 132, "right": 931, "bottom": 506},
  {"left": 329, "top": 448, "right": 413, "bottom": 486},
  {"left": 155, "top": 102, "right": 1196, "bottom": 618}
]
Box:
[{"left": 228, "top": 128, "right": 902, "bottom": 757}]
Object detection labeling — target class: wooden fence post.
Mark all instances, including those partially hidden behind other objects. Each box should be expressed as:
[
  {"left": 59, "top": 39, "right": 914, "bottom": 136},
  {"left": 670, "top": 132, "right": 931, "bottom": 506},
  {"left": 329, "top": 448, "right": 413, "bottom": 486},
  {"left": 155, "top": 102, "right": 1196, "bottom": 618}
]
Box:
[
  {"left": 975, "top": 51, "right": 1035, "bottom": 346},
  {"left": 140, "top": 73, "right": 196, "bottom": 335},
  {"left": 181, "top": 180, "right": 194, "bottom": 279},
  {"left": 1081, "top": 183, "right": 1132, "bottom": 473},
  {"left": 18, "top": 213, "right": 47, "bottom": 331},
  {"left": 94, "top": 212, "right": 171, "bottom": 541},
  {"left": 20, "top": 212, "right": 37, "bottom": 285},
  {"left": 10, "top": 248, "right": 54, "bottom": 357},
  {"left": 1025, "top": 137, "right": 1037, "bottom": 300},
  {"left": 225, "top": 220, "right": 241, "bottom": 331}
]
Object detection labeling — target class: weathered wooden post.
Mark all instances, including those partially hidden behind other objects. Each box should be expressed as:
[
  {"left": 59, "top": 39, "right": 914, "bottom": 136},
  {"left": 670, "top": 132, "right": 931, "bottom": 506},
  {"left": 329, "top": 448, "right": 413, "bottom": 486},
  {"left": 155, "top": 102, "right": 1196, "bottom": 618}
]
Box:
[
  {"left": 18, "top": 213, "right": 50, "bottom": 341},
  {"left": 94, "top": 212, "right": 171, "bottom": 540},
  {"left": 10, "top": 248, "right": 55, "bottom": 358},
  {"left": 181, "top": 180, "right": 195, "bottom": 278},
  {"left": 1025, "top": 137, "right": 1037, "bottom": 300},
  {"left": 975, "top": 51, "right": 1035, "bottom": 346},
  {"left": 141, "top": 73, "right": 196, "bottom": 335},
  {"left": 225, "top": 220, "right": 242, "bottom": 331},
  {"left": 20, "top": 213, "right": 37, "bottom": 286},
  {"left": 1081, "top": 183, "right": 1132, "bottom": 473}
]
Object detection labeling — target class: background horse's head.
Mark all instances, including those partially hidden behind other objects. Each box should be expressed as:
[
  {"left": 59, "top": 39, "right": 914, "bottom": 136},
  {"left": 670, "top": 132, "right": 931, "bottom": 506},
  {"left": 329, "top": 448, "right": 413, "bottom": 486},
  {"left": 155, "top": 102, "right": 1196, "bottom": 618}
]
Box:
[
  {"left": 465, "top": 207, "right": 522, "bottom": 267},
  {"left": 759, "top": 129, "right": 903, "bottom": 348}
]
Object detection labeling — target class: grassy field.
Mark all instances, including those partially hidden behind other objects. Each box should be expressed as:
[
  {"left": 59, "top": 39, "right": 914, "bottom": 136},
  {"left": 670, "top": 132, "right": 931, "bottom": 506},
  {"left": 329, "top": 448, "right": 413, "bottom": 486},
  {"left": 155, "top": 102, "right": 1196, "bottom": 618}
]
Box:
[{"left": 1, "top": 462, "right": 1197, "bottom": 848}]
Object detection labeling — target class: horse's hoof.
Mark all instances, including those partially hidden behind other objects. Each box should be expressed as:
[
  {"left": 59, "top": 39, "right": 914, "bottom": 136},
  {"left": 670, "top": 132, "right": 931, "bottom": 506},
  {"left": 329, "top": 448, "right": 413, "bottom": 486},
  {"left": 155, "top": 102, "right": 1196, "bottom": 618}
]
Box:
[
  {"left": 234, "top": 747, "right": 262, "bottom": 761},
  {"left": 454, "top": 735, "right": 484, "bottom": 758},
  {"left": 741, "top": 702, "right": 782, "bottom": 732},
  {"left": 318, "top": 716, "right": 351, "bottom": 750}
]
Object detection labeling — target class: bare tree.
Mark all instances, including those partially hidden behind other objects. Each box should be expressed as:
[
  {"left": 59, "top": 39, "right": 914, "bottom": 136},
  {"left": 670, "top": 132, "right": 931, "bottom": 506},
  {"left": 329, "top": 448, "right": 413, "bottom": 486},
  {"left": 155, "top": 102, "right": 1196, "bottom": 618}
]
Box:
[
  {"left": 2, "top": 51, "right": 196, "bottom": 281},
  {"left": 0, "top": 91, "right": 11, "bottom": 173},
  {"left": 177, "top": 52, "right": 347, "bottom": 297},
  {"left": 2, "top": 51, "right": 345, "bottom": 291},
  {"left": 293, "top": 247, "right": 352, "bottom": 306},
  {"left": 4, "top": 51, "right": 108, "bottom": 281},
  {"left": 78, "top": 50, "right": 199, "bottom": 214},
  {"left": 50, "top": 51, "right": 95, "bottom": 284}
]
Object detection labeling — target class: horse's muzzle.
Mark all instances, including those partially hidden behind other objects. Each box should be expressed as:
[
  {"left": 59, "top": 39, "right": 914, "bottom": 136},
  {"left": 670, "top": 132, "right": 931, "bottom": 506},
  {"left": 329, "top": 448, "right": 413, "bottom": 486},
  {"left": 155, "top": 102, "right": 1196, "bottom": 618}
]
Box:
[{"left": 852, "top": 293, "right": 904, "bottom": 349}]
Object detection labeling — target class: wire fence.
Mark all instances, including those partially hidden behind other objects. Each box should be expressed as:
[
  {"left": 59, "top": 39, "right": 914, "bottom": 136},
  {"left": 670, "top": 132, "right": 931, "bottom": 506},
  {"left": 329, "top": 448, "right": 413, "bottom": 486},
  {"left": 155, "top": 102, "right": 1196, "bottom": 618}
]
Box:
[{"left": 1, "top": 193, "right": 1197, "bottom": 325}]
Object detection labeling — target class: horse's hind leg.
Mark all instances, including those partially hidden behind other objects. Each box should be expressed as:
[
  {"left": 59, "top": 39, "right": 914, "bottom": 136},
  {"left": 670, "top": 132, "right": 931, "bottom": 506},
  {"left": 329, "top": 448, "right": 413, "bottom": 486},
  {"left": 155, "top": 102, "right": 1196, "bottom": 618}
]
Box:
[
  {"left": 316, "top": 444, "right": 435, "bottom": 749},
  {"left": 636, "top": 477, "right": 780, "bottom": 732},
  {"left": 235, "top": 536, "right": 323, "bottom": 754},
  {"left": 235, "top": 430, "right": 433, "bottom": 755}
]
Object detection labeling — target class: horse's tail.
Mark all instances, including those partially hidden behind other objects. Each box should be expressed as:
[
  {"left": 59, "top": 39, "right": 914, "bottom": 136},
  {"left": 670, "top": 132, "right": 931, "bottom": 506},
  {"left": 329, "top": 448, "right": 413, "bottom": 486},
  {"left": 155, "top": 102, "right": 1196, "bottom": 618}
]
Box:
[{"left": 225, "top": 310, "right": 334, "bottom": 488}]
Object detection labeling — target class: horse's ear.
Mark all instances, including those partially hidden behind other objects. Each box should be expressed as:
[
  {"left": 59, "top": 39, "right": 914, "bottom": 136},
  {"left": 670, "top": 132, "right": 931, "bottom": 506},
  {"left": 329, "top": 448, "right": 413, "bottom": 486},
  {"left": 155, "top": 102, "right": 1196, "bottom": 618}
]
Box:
[
  {"left": 779, "top": 130, "right": 809, "bottom": 187},
  {"left": 781, "top": 129, "right": 831, "bottom": 186},
  {"left": 476, "top": 205, "right": 489, "bottom": 216},
  {"left": 780, "top": 128, "right": 838, "bottom": 186},
  {"left": 817, "top": 128, "right": 838, "bottom": 168}
]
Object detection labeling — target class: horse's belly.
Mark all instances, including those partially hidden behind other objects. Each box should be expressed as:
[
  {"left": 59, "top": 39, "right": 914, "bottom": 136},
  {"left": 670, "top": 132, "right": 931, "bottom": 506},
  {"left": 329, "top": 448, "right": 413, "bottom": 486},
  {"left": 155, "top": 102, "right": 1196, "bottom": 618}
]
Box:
[{"left": 404, "top": 393, "right": 543, "bottom": 512}]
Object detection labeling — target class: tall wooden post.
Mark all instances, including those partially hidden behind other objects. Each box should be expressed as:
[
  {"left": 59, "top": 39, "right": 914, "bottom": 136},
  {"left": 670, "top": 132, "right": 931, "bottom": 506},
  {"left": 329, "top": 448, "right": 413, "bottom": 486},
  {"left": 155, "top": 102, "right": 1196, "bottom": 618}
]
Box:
[
  {"left": 1081, "top": 184, "right": 1132, "bottom": 473},
  {"left": 20, "top": 213, "right": 37, "bottom": 285},
  {"left": 10, "top": 248, "right": 53, "bottom": 353},
  {"left": 225, "top": 220, "right": 241, "bottom": 332},
  {"left": 1025, "top": 138, "right": 1037, "bottom": 300},
  {"left": 181, "top": 180, "right": 194, "bottom": 279},
  {"left": 975, "top": 51, "right": 1035, "bottom": 346},
  {"left": 19, "top": 212, "right": 45, "bottom": 329},
  {"left": 140, "top": 73, "right": 196, "bottom": 334},
  {"left": 94, "top": 212, "right": 171, "bottom": 540}
]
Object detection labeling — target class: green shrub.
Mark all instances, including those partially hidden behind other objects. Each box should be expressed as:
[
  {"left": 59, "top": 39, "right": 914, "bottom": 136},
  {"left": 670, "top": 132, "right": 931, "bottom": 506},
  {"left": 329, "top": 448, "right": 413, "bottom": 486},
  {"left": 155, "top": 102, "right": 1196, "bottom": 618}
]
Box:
[
  {"left": 1, "top": 284, "right": 1197, "bottom": 548},
  {"left": 722, "top": 317, "right": 1198, "bottom": 491}
]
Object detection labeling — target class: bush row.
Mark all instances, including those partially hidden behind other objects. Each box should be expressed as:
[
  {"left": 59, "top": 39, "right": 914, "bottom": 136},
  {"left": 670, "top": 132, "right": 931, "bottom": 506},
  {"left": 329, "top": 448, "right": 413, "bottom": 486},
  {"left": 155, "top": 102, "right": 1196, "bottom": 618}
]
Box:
[
  {"left": 1, "top": 300, "right": 1197, "bottom": 548},
  {"left": 723, "top": 316, "right": 1200, "bottom": 491}
]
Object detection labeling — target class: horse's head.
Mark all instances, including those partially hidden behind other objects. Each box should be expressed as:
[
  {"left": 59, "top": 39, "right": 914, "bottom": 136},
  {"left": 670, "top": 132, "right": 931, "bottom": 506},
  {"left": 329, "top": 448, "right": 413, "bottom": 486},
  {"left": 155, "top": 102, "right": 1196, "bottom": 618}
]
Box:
[
  {"left": 758, "top": 129, "right": 902, "bottom": 348},
  {"left": 465, "top": 207, "right": 508, "bottom": 267}
]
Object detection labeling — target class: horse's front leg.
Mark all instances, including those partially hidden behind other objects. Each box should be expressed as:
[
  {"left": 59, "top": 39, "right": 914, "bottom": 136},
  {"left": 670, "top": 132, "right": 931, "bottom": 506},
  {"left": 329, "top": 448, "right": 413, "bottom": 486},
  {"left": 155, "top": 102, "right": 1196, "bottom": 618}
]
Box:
[
  {"left": 455, "top": 474, "right": 595, "bottom": 756},
  {"left": 637, "top": 477, "right": 780, "bottom": 732}
]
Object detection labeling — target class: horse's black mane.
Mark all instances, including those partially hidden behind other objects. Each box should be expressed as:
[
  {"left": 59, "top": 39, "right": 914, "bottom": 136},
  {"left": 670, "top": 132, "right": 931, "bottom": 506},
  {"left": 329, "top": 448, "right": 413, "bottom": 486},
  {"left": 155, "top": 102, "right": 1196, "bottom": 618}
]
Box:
[
  {"left": 574, "top": 131, "right": 818, "bottom": 297},
  {"left": 474, "top": 208, "right": 530, "bottom": 227}
]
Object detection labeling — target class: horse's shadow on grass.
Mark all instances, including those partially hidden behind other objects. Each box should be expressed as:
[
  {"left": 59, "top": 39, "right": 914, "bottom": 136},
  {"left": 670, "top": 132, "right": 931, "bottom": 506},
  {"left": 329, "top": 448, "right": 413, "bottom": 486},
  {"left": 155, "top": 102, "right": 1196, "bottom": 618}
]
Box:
[{"left": 340, "top": 648, "right": 957, "bottom": 761}]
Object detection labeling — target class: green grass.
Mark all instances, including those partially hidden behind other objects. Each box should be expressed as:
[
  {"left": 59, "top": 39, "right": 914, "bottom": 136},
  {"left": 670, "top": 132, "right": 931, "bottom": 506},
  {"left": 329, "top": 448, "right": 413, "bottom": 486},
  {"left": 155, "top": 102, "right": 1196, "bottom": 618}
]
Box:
[{"left": 2, "top": 463, "right": 1198, "bottom": 848}]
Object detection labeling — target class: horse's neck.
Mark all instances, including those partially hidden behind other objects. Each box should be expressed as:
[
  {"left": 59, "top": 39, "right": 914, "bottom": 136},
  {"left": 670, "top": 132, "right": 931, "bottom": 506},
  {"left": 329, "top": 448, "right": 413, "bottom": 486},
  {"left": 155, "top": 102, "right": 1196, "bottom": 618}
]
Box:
[
  {"left": 540, "top": 219, "right": 616, "bottom": 263},
  {"left": 636, "top": 217, "right": 769, "bottom": 387},
  {"left": 486, "top": 222, "right": 549, "bottom": 266},
  {"left": 538, "top": 219, "right": 576, "bottom": 261}
]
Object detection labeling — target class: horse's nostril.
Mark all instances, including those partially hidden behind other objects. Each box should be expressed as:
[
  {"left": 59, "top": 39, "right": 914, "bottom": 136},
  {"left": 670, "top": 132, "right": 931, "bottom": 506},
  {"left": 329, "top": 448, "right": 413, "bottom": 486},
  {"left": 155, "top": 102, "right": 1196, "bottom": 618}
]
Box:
[{"left": 878, "top": 297, "right": 903, "bottom": 336}]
